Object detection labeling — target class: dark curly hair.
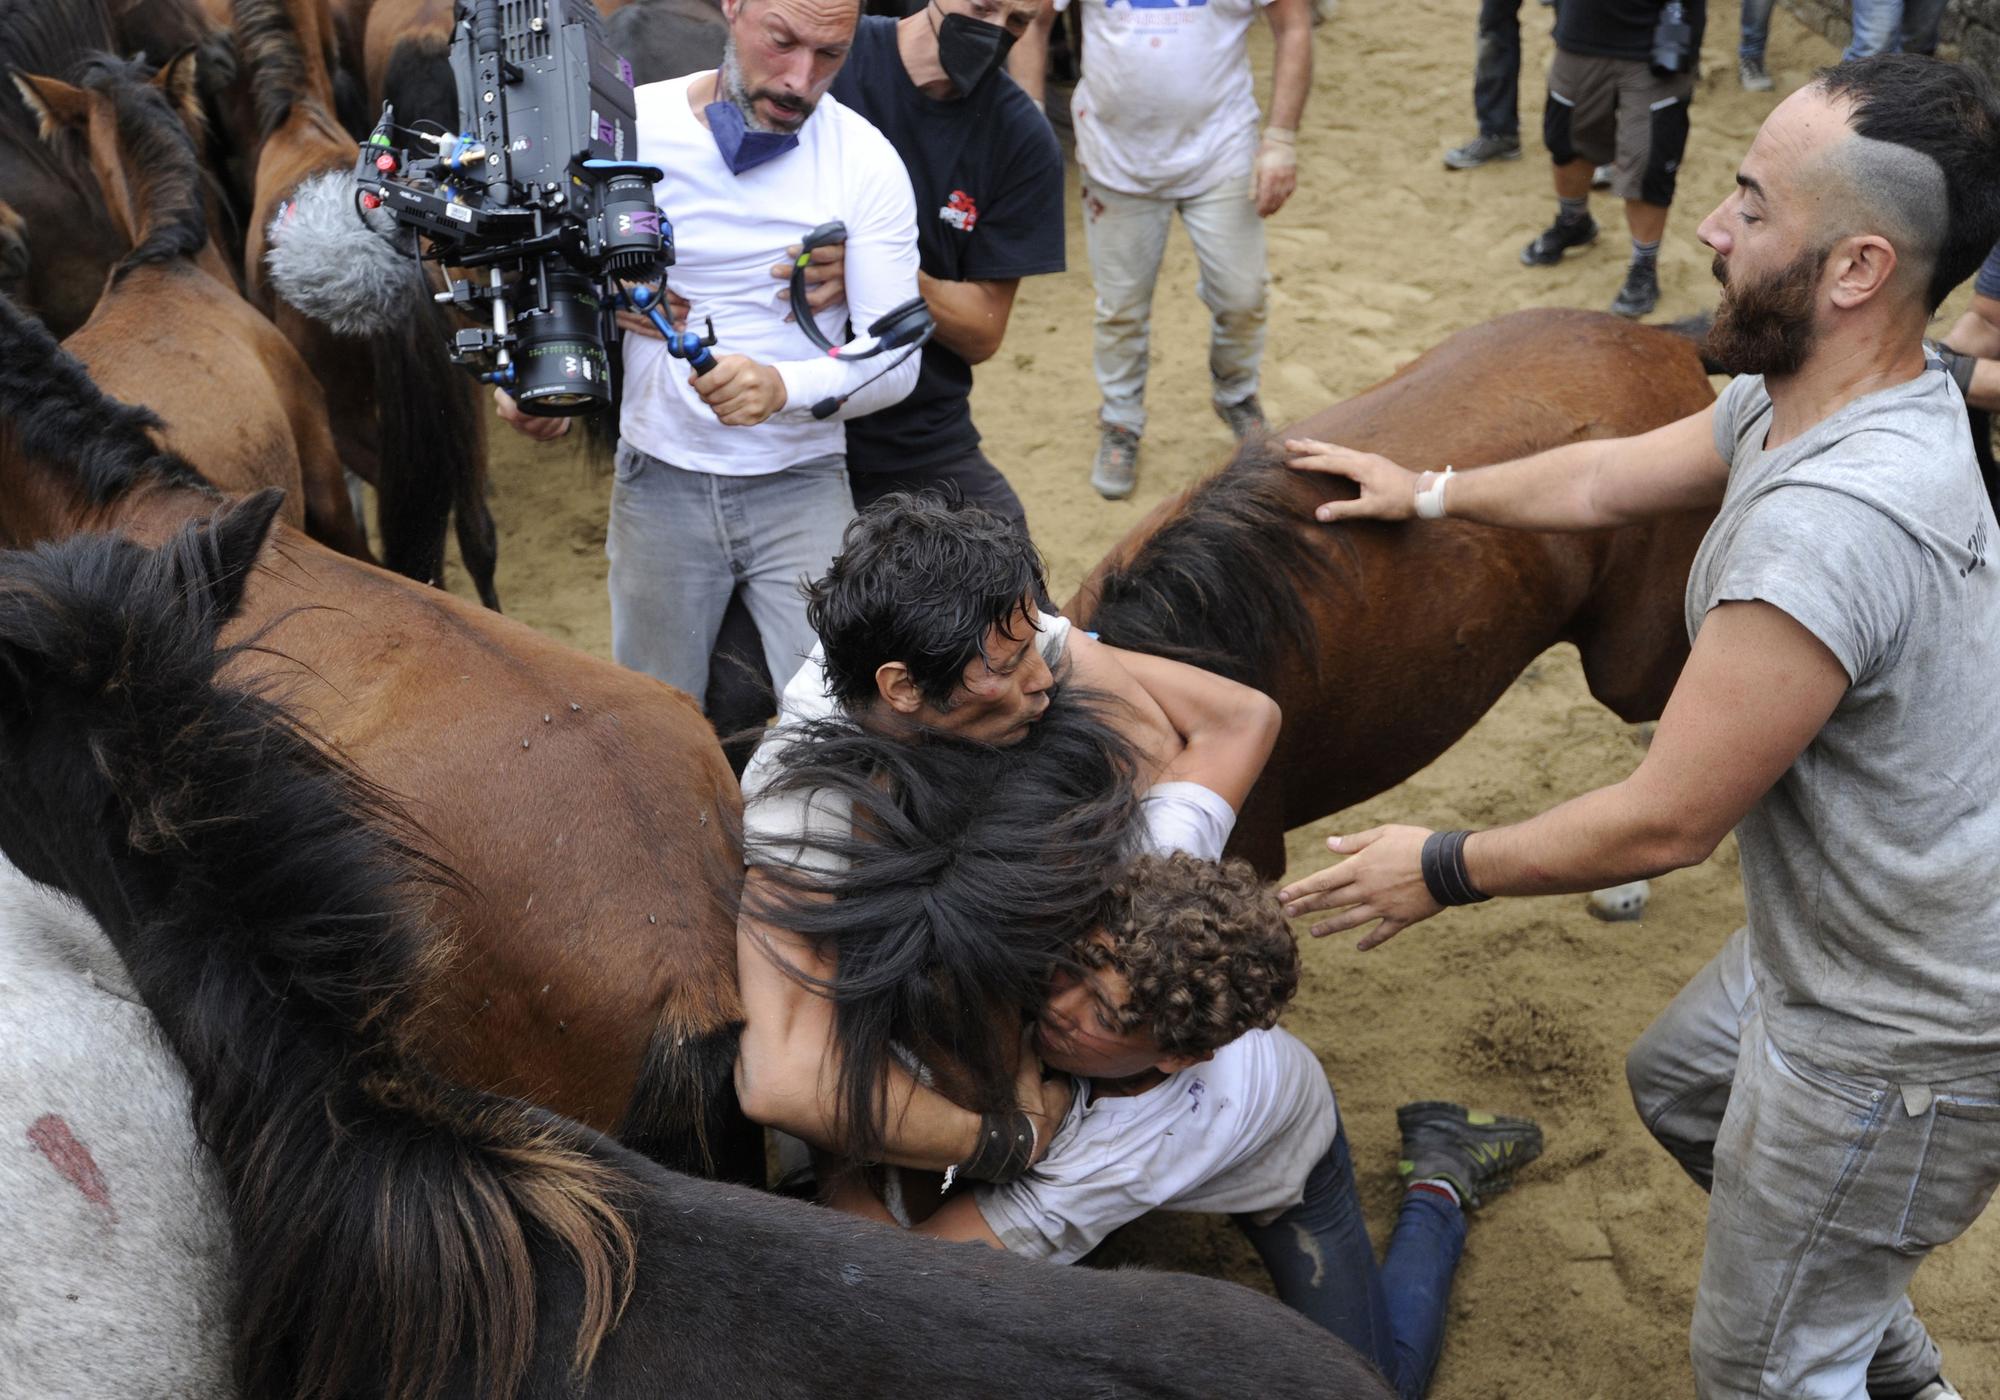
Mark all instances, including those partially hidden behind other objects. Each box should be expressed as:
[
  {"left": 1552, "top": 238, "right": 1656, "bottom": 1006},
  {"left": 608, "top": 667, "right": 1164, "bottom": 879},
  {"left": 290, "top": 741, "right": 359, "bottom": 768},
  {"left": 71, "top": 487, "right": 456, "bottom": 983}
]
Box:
[
  {"left": 1079, "top": 852, "right": 1299, "bottom": 1060},
  {"left": 804, "top": 493, "right": 1049, "bottom": 713}
]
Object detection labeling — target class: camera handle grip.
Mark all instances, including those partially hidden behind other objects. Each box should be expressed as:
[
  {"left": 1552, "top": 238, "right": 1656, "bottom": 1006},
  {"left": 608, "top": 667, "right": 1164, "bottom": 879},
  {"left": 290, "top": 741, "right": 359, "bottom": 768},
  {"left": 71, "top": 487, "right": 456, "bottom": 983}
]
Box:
[{"left": 622, "top": 284, "right": 720, "bottom": 373}]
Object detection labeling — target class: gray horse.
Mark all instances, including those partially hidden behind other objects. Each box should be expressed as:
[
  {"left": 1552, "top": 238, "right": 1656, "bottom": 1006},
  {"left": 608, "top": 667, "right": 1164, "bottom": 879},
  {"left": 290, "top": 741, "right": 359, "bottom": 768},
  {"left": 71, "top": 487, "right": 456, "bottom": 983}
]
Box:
[{"left": 0, "top": 858, "right": 235, "bottom": 1399}]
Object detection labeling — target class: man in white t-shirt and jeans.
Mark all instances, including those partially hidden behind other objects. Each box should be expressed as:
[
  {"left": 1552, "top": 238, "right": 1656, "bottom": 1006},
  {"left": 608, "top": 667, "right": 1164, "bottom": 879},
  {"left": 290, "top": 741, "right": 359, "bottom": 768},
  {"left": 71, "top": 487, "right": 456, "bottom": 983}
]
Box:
[
  {"left": 500, "top": 0, "right": 919, "bottom": 704},
  {"left": 1021, "top": 0, "right": 1313, "bottom": 500}
]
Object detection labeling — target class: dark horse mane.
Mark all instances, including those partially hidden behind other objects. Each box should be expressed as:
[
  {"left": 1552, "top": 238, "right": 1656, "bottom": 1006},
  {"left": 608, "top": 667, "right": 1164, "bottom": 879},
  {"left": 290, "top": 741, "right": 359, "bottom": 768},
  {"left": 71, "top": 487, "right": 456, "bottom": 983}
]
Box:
[
  {"left": 0, "top": 0, "right": 116, "bottom": 128},
  {"left": 230, "top": 0, "right": 310, "bottom": 138},
  {"left": 0, "top": 289, "right": 207, "bottom": 502},
  {"left": 70, "top": 52, "right": 211, "bottom": 280},
  {"left": 745, "top": 696, "right": 1144, "bottom": 1159},
  {"left": 1087, "top": 438, "right": 1350, "bottom": 688},
  {"left": 0, "top": 493, "right": 636, "bottom": 1400}
]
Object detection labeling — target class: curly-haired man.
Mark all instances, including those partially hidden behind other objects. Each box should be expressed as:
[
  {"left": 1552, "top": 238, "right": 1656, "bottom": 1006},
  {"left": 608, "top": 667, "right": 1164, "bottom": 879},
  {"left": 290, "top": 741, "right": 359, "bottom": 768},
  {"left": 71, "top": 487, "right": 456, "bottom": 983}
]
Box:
[{"left": 868, "top": 832, "right": 1543, "bottom": 1398}]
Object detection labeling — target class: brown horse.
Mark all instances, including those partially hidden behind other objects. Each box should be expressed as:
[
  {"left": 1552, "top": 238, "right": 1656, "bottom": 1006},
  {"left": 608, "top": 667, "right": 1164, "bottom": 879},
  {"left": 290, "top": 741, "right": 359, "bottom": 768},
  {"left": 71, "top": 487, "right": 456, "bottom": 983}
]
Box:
[
  {"left": 0, "top": 0, "right": 127, "bottom": 336},
  {"left": 14, "top": 49, "right": 368, "bottom": 556},
  {"left": 231, "top": 0, "right": 499, "bottom": 607},
  {"left": 0, "top": 288, "right": 752, "bottom": 1178},
  {"left": 1068, "top": 308, "right": 1718, "bottom": 877}
]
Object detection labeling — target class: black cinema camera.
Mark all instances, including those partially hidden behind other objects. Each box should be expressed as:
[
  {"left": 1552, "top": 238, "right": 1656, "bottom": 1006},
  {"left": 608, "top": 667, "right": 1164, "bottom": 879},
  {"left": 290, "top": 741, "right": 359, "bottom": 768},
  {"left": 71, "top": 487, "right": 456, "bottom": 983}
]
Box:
[{"left": 353, "top": 0, "right": 668, "bottom": 415}]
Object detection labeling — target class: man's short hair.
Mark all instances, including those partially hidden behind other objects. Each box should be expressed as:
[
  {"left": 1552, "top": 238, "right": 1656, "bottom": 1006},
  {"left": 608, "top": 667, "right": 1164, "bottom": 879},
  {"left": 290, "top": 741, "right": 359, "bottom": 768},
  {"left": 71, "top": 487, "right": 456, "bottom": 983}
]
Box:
[
  {"left": 1816, "top": 54, "right": 2000, "bottom": 312},
  {"left": 1081, "top": 852, "right": 1300, "bottom": 1060},
  {"left": 805, "top": 494, "right": 1049, "bottom": 712}
]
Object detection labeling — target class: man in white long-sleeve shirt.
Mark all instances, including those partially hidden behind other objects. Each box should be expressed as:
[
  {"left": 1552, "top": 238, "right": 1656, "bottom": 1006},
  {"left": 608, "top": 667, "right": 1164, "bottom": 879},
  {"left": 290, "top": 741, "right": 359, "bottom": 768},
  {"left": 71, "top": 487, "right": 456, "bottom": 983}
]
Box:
[{"left": 501, "top": 0, "right": 920, "bottom": 702}]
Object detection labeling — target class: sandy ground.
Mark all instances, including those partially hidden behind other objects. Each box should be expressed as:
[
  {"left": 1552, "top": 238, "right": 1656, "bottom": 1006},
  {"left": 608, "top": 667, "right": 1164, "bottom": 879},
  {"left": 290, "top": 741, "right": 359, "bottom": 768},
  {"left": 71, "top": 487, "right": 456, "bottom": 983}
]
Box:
[{"left": 461, "top": 4, "right": 2000, "bottom": 1393}]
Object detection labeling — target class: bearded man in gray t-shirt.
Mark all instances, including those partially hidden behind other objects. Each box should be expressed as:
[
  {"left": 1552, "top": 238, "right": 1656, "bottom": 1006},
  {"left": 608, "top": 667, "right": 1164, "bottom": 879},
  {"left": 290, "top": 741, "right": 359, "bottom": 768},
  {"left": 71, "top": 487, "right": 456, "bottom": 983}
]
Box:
[{"left": 1275, "top": 54, "right": 2000, "bottom": 1400}]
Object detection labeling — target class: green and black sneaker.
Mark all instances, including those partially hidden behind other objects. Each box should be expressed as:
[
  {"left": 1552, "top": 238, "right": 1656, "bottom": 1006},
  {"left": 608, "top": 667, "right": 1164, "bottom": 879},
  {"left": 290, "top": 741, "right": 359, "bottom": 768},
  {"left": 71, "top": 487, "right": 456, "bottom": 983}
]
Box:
[{"left": 1396, "top": 1100, "right": 1545, "bottom": 1209}]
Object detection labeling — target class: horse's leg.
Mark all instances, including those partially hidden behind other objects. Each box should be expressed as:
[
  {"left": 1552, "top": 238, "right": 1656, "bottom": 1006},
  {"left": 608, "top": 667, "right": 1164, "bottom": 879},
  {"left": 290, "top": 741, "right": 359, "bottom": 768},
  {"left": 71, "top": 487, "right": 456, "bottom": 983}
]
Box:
[
  {"left": 450, "top": 403, "right": 500, "bottom": 611},
  {"left": 1571, "top": 517, "right": 1706, "bottom": 723},
  {"left": 1224, "top": 779, "right": 1289, "bottom": 882},
  {"left": 283, "top": 354, "right": 376, "bottom": 562}
]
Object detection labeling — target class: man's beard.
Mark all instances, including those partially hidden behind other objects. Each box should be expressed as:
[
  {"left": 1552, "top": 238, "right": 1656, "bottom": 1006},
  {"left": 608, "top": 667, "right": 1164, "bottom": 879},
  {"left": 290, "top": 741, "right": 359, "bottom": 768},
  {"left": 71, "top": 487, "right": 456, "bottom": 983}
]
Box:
[
  {"left": 720, "top": 37, "right": 812, "bottom": 133},
  {"left": 1705, "top": 244, "right": 1828, "bottom": 378}
]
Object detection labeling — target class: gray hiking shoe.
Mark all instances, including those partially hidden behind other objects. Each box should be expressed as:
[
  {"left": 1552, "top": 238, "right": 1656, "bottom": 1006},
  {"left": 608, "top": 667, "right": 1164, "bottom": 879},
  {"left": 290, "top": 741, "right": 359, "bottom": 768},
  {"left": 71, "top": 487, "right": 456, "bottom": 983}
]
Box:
[
  {"left": 1521, "top": 213, "right": 1598, "bottom": 266},
  {"left": 1091, "top": 423, "right": 1141, "bottom": 500},
  {"left": 1444, "top": 133, "right": 1523, "bottom": 169},
  {"left": 1214, "top": 394, "right": 1268, "bottom": 441},
  {"left": 1739, "top": 54, "right": 1774, "bottom": 91},
  {"left": 1611, "top": 261, "right": 1660, "bottom": 319},
  {"left": 1397, "top": 1100, "right": 1545, "bottom": 1208},
  {"left": 1911, "top": 1381, "right": 1962, "bottom": 1400},
  {"left": 1591, "top": 163, "right": 1614, "bottom": 189}
]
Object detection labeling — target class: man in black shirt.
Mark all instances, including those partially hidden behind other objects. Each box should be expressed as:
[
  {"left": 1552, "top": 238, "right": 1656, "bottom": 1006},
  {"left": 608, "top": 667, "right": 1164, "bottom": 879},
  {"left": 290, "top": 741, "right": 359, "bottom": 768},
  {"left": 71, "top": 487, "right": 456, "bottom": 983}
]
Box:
[
  {"left": 817, "top": 0, "right": 1065, "bottom": 533},
  {"left": 1521, "top": 0, "right": 1705, "bottom": 319}
]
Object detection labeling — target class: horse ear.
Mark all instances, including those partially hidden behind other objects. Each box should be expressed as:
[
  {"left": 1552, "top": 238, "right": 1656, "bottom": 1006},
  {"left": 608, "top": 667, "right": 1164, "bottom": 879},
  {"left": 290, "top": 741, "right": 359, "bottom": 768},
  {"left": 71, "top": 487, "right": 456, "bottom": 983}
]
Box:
[
  {"left": 9, "top": 72, "right": 88, "bottom": 140},
  {"left": 152, "top": 47, "right": 206, "bottom": 137},
  {"left": 184, "top": 489, "right": 284, "bottom": 629}
]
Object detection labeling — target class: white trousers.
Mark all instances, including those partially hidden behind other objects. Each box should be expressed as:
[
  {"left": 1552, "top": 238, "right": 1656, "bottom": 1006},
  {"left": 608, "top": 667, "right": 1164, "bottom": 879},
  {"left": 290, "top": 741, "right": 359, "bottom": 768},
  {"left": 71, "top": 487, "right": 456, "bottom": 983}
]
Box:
[{"left": 1079, "top": 165, "right": 1268, "bottom": 435}]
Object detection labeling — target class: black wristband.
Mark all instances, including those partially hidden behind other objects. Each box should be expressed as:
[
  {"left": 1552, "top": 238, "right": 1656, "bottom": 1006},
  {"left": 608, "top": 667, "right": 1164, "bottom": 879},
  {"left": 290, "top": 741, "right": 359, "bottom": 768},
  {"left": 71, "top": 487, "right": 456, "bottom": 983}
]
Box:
[
  {"left": 1420, "top": 829, "right": 1492, "bottom": 907},
  {"left": 955, "top": 1109, "right": 1037, "bottom": 1184}
]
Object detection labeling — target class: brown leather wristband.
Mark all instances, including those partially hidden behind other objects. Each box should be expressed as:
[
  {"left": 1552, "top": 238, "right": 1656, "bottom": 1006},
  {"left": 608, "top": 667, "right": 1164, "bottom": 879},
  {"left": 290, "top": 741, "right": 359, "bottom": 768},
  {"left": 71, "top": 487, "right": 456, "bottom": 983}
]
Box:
[{"left": 954, "top": 1109, "right": 1037, "bottom": 1184}]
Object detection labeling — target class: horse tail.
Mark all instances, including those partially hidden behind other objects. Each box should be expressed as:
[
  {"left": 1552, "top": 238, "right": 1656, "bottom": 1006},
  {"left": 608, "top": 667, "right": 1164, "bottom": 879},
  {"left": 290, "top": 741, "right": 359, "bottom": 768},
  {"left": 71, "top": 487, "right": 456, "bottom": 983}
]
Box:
[
  {"left": 615, "top": 1019, "right": 764, "bottom": 1181},
  {"left": 1661, "top": 311, "right": 1726, "bottom": 376},
  {"left": 0, "top": 289, "right": 207, "bottom": 501},
  {"left": 369, "top": 292, "right": 491, "bottom": 596}
]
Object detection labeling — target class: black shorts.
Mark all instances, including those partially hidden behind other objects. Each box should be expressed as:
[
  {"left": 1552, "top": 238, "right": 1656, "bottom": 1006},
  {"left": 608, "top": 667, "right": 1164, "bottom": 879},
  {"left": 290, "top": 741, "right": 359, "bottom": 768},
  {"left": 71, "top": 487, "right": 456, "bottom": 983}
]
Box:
[{"left": 1543, "top": 48, "right": 1695, "bottom": 206}]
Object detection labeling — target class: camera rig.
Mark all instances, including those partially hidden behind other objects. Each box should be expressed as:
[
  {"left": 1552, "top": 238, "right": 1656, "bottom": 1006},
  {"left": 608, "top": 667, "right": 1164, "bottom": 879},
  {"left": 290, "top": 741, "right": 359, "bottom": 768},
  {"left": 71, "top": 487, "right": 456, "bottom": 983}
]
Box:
[{"left": 351, "top": 0, "right": 683, "bottom": 415}]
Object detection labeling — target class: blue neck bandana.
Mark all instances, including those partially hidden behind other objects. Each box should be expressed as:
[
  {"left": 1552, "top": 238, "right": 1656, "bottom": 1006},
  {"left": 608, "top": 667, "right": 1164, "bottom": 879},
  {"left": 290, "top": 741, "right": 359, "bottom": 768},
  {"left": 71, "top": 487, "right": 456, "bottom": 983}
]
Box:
[{"left": 706, "top": 100, "right": 799, "bottom": 175}]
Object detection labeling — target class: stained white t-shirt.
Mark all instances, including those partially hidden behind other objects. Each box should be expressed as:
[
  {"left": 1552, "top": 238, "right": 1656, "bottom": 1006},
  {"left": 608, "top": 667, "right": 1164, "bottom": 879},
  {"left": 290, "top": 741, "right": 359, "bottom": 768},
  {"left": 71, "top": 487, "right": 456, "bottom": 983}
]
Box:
[
  {"left": 977, "top": 1027, "right": 1336, "bottom": 1262},
  {"left": 619, "top": 74, "right": 920, "bottom": 476},
  {"left": 1054, "top": 0, "right": 1273, "bottom": 200},
  {"left": 976, "top": 763, "right": 1335, "bottom": 1262}
]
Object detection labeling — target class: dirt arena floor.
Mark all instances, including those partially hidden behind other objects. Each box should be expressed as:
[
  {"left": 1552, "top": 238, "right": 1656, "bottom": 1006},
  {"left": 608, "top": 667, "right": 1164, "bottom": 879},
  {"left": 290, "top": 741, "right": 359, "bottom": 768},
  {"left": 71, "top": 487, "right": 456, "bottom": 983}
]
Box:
[{"left": 466, "top": 5, "right": 2000, "bottom": 1392}]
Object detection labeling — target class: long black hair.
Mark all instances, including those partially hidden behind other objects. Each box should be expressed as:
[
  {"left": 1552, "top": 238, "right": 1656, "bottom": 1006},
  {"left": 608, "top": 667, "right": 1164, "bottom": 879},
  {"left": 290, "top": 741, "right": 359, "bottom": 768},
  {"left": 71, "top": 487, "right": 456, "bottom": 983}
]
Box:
[{"left": 744, "top": 694, "right": 1143, "bottom": 1159}]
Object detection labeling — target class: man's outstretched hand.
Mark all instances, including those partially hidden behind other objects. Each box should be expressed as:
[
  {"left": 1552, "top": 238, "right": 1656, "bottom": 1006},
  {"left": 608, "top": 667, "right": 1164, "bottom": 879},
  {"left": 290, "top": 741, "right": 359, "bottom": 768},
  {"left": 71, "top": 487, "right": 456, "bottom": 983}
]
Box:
[
  {"left": 492, "top": 386, "right": 571, "bottom": 441},
  {"left": 1278, "top": 824, "right": 1443, "bottom": 950}
]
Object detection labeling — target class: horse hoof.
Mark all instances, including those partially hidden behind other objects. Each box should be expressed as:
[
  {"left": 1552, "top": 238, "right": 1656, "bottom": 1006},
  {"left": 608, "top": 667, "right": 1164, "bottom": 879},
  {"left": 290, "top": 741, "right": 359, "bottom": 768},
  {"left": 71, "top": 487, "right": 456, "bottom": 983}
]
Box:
[{"left": 1586, "top": 880, "right": 1649, "bottom": 922}]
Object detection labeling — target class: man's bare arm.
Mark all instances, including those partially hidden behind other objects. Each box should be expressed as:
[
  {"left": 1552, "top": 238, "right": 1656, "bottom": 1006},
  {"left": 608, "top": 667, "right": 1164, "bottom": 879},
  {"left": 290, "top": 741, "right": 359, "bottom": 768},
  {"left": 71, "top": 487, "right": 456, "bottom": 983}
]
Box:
[
  {"left": 1285, "top": 402, "right": 1729, "bottom": 534},
  {"left": 1110, "top": 648, "right": 1280, "bottom": 811},
  {"left": 919, "top": 272, "right": 1022, "bottom": 365},
  {"left": 1279, "top": 601, "right": 1848, "bottom": 946},
  {"left": 1007, "top": 0, "right": 1057, "bottom": 106}
]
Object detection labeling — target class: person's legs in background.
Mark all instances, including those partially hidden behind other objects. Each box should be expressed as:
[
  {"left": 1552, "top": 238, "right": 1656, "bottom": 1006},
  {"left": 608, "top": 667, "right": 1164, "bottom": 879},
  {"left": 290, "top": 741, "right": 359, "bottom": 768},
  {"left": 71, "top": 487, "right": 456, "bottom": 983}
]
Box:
[
  {"left": 1446, "top": 0, "right": 1526, "bottom": 168},
  {"left": 1525, "top": 52, "right": 1613, "bottom": 267},
  {"left": 1606, "top": 65, "right": 1691, "bottom": 319},
  {"left": 1179, "top": 169, "right": 1270, "bottom": 442},
  {"left": 1844, "top": 0, "right": 1905, "bottom": 59},
  {"left": 1899, "top": 0, "right": 1947, "bottom": 52},
  {"left": 1738, "top": 0, "right": 1777, "bottom": 89},
  {"left": 606, "top": 443, "right": 735, "bottom": 699},
  {"left": 1080, "top": 166, "right": 1174, "bottom": 499}
]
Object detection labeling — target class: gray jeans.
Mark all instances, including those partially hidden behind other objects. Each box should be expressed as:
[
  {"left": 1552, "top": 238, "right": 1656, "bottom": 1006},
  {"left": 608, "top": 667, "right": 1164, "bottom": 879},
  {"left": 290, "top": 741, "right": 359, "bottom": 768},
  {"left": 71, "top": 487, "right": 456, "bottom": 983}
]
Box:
[
  {"left": 1627, "top": 927, "right": 2000, "bottom": 1398},
  {"left": 606, "top": 443, "right": 854, "bottom": 703},
  {"left": 1079, "top": 165, "right": 1267, "bottom": 435}
]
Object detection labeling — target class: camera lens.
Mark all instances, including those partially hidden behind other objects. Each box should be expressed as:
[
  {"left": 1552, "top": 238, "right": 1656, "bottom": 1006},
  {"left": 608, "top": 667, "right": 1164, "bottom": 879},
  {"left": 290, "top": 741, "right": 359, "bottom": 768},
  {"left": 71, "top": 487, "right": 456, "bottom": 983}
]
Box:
[
  {"left": 598, "top": 171, "right": 671, "bottom": 279},
  {"left": 512, "top": 268, "right": 610, "bottom": 415}
]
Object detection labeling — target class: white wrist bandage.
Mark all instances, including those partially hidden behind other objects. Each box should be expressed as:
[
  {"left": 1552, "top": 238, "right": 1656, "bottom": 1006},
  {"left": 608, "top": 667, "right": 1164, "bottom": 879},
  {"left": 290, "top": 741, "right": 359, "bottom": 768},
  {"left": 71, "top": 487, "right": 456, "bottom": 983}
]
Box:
[{"left": 1413, "top": 465, "right": 1454, "bottom": 520}]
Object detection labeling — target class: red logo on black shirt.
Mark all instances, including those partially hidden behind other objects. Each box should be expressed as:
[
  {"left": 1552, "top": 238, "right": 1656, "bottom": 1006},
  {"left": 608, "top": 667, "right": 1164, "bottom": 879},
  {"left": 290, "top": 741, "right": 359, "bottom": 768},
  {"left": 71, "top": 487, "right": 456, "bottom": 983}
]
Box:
[{"left": 939, "top": 189, "right": 979, "bottom": 232}]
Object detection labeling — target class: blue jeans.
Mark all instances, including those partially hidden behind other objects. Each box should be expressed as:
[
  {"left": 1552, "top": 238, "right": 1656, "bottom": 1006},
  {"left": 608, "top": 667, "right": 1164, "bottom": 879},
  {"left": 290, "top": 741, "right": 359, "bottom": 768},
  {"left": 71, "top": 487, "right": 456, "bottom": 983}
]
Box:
[
  {"left": 606, "top": 443, "right": 854, "bottom": 702},
  {"left": 1740, "top": 0, "right": 1777, "bottom": 59},
  {"left": 1843, "top": 0, "right": 1948, "bottom": 58},
  {"left": 1473, "top": 0, "right": 1523, "bottom": 139},
  {"left": 1234, "top": 1121, "right": 1468, "bottom": 1400}
]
